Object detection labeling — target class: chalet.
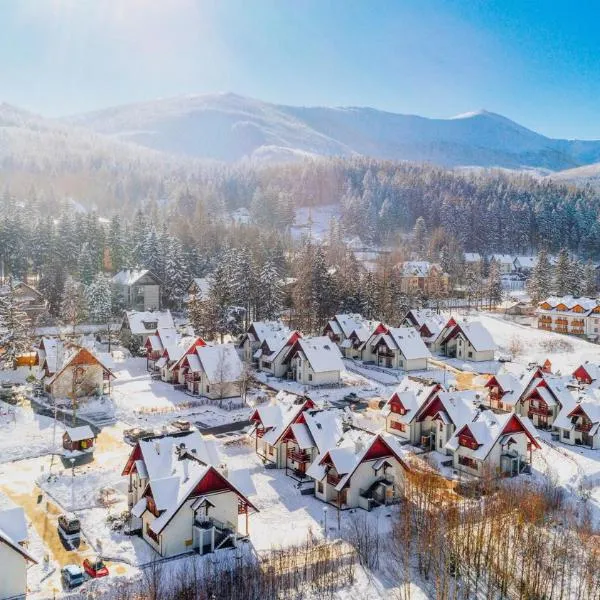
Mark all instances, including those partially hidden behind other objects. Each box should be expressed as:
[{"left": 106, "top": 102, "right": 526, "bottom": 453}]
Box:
[
  {"left": 490, "top": 254, "right": 515, "bottom": 274},
  {"left": 383, "top": 377, "right": 443, "bottom": 444},
  {"left": 0, "top": 506, "right": 37, "bottom": 600},
  {"left": 249, "top": 393, "right": 316, "bottom": 466},
  {"left": 484, "top": 372, "right": 526, "bottom": 411},
  {"left": 180, "top": 344, "right": 243, "bottom": 400},
  {"left": 256, "top": 331, "right": 302, "bottom": 378},
  {"left": 286, "top": 336, "right": 345, "bottom": 386},
  {"left": 280, "top": 408, "right": 345, "bottom": 481},
  {"left": 536, "top": 296, "right": 600, "bottom": 339},
  {"left": 0, "top": 280, "right": 47, "bottom": 321},
  {"left": 165, "top": 337, "right": 207, "bottom": 385},
  {"left": 156, "top": 338, "right": 193, "bottom": 383},
  {"left": 513, "top": 255, "right": 536, "bottom": 273},
  {"left": 446, "top": 411, "right": 540, "bottom": 477},
  {"left": 323, "top": 314, "right": 368, "bottom": 345},
  {"left": 362, "top": 326, "right": 431, "bottom": 371},
  {"left": 515, "top": 372, "right": 575, "bottom": 429},
  {"left": 397, "top": 261, "right": 449, "bottom": 295},
  {"left": 238, "top": 321, "right": 291, "bottom": 364},
  {"left": 112, "top": 269, "right": 162, "bottom": 311},
  {"left": 37, "top": 342, "right": 115, "bottom": 398},
  {"left": 411, "top": 389, "right": 479, "bottom": 453},
  {"left": 62, "top": 426, "right": 96, "bottom": 457},
  {"left": 433, "top": 318, "right": 496, "bottom": 362},
  {"left": 402, "top": 309, "right": 446, "bottom": 347},
  {"left": 553, "top": 400, "right": 600, "bottom": 449},
  {"left": 122, "top": 430, "right": 257, "bottom": 557},
  {"left": 572, "top": 362, "right": 600, "bottom": 386},
  {"left": 144, "top": 327, "right": 179, "bottom": 371},
  {"left": 307, "top": 432, "right": 410, "bottom": 511},
  {"left": 120, "top": 309, "right": 175, "bottom": 348}
]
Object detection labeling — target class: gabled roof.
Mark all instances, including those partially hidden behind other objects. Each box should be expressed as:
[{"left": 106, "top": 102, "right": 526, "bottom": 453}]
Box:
[
  {"left": 416, "top": 390, "right": 479, "bottom": 428},
  {"left": 0, "top": 507, "right": 37, "bottom": 564},
  {"left": 370, "top": 327, "right": 432, "bottom": 360},
  {"left": 574, "top": 362, "right": 600, "bottom": 383},
  {"left": 245, "top": 321, "right": 291, "bottom": 346},
  {"left": 64, "top": 425, "right": 95, "bottom": 442},
  {"left": 446, "top": 411, "right": 540, "bottom": 460},
  {"left": 287, "top": 408, "right": 345, "bottom": 454},
  {"left": 485, "top": 372, "right": 525, "bottom": 406},
  {"left": 46, "top": 345, "right": 115, "bottom": 385},
  {"left": 294, "top": 336, "right": 344, "bottom": 373},
  {"left": 442, "top": 320, "right": 497, "bottom": 352},
  {"left": 112, "top": 269, "right": 161, "bottom": 286},
  {"left": 195, "top": 343, "right": 243, "bottom": 384},
  {"left": 124, "top": 310, "right": 175, "bottom": 336},
  {"left": 327, "top": 314, "right": 371, "bottom": 339},
  {"left": 382, "top": 376, "right": 442, "bottom": 421},
  {"left": 554, "top": 397, "right": 600, "bottom": 434},
  {"left": 399, "top": 261, "right": 444, "bottom": 277}
]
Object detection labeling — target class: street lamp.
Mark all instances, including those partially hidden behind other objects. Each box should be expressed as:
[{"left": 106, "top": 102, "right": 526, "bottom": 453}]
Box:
[
  {"left": 70, "top": 457, "right": 76, "bottom": 511},
  {"left": 322, "top": 506, "right": 328, "bottom": 539}
]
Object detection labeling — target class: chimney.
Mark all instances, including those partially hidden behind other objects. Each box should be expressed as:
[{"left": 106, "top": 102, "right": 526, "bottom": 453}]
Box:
[{"left": 182, "top": 458, "right": 189, "bottom": 482}]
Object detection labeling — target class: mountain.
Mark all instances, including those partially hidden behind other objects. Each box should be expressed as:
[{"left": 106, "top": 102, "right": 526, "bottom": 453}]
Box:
[
  {"left": 551, "top": 162, "right": 600, "bottom": 189},
  {"left": 65, "top": 93, "right": 600, "bottom": 170}
]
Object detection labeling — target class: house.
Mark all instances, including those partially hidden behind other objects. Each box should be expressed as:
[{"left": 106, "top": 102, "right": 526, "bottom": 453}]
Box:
[
  {"left": 144, "top": 327, "right": 179, "bottom": 371},
  {"left": 122, "top": 430, "right": 257, "bottom": 557},
  {"left": 63, "top": 426, "right": 96, "bottom": 457},
  {"left": 490, "top": 254, "right": 515, "bottom": 274},
  {"left": 515, "top": 372, "right": 575, "bottom": 429},
  {"left": 484, "top": 372, "right": 526, "bottom": 411},
  {"left": 553, "top": 399, "right": 600, "bottom": 449},
  {"left": 256, "top": 331, "right": 302, "bottom": 378},
  {"left": 411, "top": 389, "right": 479, "bottom": 453},
  {"left": 497, "top": 300, "right": 533, "bottom": 317},
  {"left": 397, "top": 261, "right": 449, "bottom": 295},
  {"left": 573, "top": 362, "right": 600, "bottom": 386},
  {"left": 112, "top": 269, "right": 162, "bottom": 311},
  {"left": 464, "top": 252, "right": 481, "bottom": 265},
  {"left": 306, "top": 432, "right": 410, "bottom": 511},
  {"left": 513, "top": 256, "right": 536, "bottom": 273},
  {"left": 36, "top": 342, "right": 115, "bottom": 398},
  {"left": 446, "top": 411, "right": 540, "bottom": 477},
  {"left": 362, "top": 326, "right": 431, "bottom": 371},
  {"left": 157, "top": 338, "right": 195, "bottom": 383},
  {"left": 383, "top": 377, "right": 443, "bottom": 443},
  {"left": 536, "top": 296, "right": 600, "bottom": 338},
  {"left": 120, "top": 309, "right": 175, "bottom": 348},
  {"left": 181, "top": 344, "right": 244, "bottom": 400},
  {"left": 286, "top": 336, "right": 345, "bottom": 386},
  {"left": 279, "top": 408, "right": 346, "bottom": 481},
  {"left": 165, "top": 337, "right": 208, "bottom": 385},
  {"left": 402, "top": 309, "right": 447, "bottom": 347},
  {"left": 0, "top": 280, "right": 47, "bottom": 321},
  {"left": 238, "top": 321, "right": 291, "bottom": 364},
  {"left": 433, "top": 318, "right": 496, "bottom": 362},
  {"left": 0, "top": 506, "right": 37, "bottom": 600},
  {"left": 249, "top": 392, "right": 316, "bottom": 466}
]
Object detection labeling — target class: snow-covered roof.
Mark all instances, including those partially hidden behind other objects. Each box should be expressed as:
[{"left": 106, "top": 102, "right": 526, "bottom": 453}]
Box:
[
  {"left": 65, "top": 425, "right": 95, "bottom": 442},
  {"left": 382, "top": 376, "right": 441, "bottom": 421},
  {"left": 446, "top": 411, "right": 539, "bottom": 460},
  {"left": 513, "top": 255, "right": 536, "bottom": 268},
  {"left": 386, "top": 327, "right": 432, "bottom": 360},
  {"left": 399, "top": 261, "right": 444, "bottom": 277},
  {"left": 302, "top": 409, "right": 345, "bottom": 454},
  {"left": 147, "top": 327, "right": 179, "bottom": 352},
  {"left": 45, "top": 344, "right": 115, "bottom": 385},
  {"left": 554, "top": 396, "right": 600, "bottom": 433},
  {"left": 575, "top": 362, "right": 600, "bottom": 383},
  {"left": 405, "top": 309, "right": 446, "bottom": 330},
  {"left": 452, "top": 320, "right": 497, "bottom": 352},
  {"left": 295, "top": 336, "right": 344, "bottom": 373},
  {"left": 0, "top": 507, "right": 36, "bottom": 564},
  {"left": 490, "top": 254, "right": 514, "bottom": 265},
  {"left": 487, "top": 372, "right": 525, "bottom": 406},
  {"left": 330, "top": 314, "right": 370, "bottom": 339},
  {"left": 464, "top": 252, "right": 481, "bottom": 263},
  {"left": 259, "top": 393, "right": 310, "bottom": 446},
  {"left": 424, "top": 390, "right": 479, "bottom": 428},
  {"left": 538, "top": 296, "right": 599, "bottom": 314},
  {"left": 112, "top": 269, "right": 160, "bottom": 286},
  {"left": 195, "top": 343, "right": 243, "bottom": 384},
  {"left": 191, "top": 277, "right": 211, "bottom": 301},
  {"left": 246, "top": 321, "right": 291, "bottom": 345},
  {"left": 125, "top": 310, "right": 175, "bottom": 335}
]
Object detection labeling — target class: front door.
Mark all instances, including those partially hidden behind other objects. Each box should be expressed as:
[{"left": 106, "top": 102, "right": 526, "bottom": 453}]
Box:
[{"left": 338, "top": 488, "right": 348, "bottom": 506}]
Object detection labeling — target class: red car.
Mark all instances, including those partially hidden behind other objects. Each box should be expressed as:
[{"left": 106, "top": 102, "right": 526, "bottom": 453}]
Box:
[{"left": 83, "top": 557, "right": 109, "bottom": 578}]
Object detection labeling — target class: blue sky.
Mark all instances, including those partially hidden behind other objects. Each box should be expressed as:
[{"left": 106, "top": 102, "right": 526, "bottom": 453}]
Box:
[{"left": 1, "top": 0, "right": 600, "bottom": 138}]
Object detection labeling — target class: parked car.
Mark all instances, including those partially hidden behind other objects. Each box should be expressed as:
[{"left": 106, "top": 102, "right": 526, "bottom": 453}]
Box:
[
  {"left": 343, "top": 392, "right": 359, "bottom": 402},
  {"left": 123, "top": 428, "right": 156, "bottom": 446},
  {"left": 83, "top": 556, "right": 109, "bottom": 578},
  {"left": 62, "top": 564, "right": 85, "bottom": 589},
  {"left": 498, "top": 353, "right": 513, "bottom": 363},
  {"left": 57, "top": 513, "right": 81, "bottom": 545}
]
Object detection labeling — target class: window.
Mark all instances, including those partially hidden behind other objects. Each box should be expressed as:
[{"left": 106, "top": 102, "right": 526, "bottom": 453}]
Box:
[
  {"left": 390, "top": 421, "right": 406, "bottom": 432},
  {"left": 206, "top": 385, "right": 210, "bottom": 393},
  {"left": 458, "top": 455, "right": 478, "bottom": 469},
  {"left": 317, "top": 481, "right": 324, "bottom": 494},
  {"left": 468, "top": 352, "right": 473, "bottom": 358},
  {"left": 562, "top": 430, "right": 570, "bottom": 439},
  {"left": 308, "top": 373, "right": 312, "bottom": 381}
]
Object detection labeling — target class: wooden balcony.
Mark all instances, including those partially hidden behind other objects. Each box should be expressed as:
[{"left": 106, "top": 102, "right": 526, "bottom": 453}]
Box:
[
  {"left": 528, "top": 406, "right": 552, "bottom": 417},
  {"left": 287, "top": 448, "right": 310, "bottom": 463},
  {"left": 575, "top": 421, "right": 592, "bottom": 432},
  {"left": 255, "top": 427, "right": 265, "bottom": 438},
  {"left": 327, "top": 472, "right": 343, "bottom": 486}
]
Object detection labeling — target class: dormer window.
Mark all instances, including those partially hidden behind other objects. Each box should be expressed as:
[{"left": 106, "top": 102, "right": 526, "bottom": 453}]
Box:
[{"left": 142, "top": 321, "right": 158, "bottom": 329}]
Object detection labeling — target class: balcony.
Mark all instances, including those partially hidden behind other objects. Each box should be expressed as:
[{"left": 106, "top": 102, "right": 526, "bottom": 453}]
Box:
[
  {"left": 255, "top": 427, "right": 265, "bottom": 438},
  {"left": 327, "top": 472, "right": 343, "bottom": 486},
  {"left": 287, "top": 448, "right": 310, "bottom": 463},
  {"left": 528, "top": 405, "right": 552, "bottom": 417},
  {"left": 575, "top": 421, "right": 593, "bottom": 432}
]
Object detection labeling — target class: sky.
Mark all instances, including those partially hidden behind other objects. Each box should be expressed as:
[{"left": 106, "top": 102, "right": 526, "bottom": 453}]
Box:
[{"left": 1, "top": 0, "right": 600, "bottom": 138}]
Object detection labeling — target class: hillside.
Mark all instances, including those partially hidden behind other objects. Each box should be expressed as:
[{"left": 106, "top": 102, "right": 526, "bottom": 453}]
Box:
[{"left": 66, "top": 93, "right": 600, "bottom": 170}]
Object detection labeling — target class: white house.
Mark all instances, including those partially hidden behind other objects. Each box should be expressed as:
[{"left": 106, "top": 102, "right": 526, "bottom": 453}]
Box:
[
  {"left": 250, "top": 393, "right": 317, "bottom": 466},
  {"left": 323, "top": 314, "right": 379, "bottom": 358},
  {"left": 144, "top": 327, "right": 179, "bottom": 371},
  {"left": 402, "top": 309, "right": 447, "bottom": 347},
  {"left": 287, "top": 336, "right": 345, "bottom": 386},
  {"left": 307, "top": 432, "right": 410, "bottom": 511},
  {"left": 157, "top": 337, "right": 197, "bottom": 383},
  {"left": 383, "top": 377, "right": 444, "bottom": 444},
  {"left": 484, "top": 371, "right": 528, "bottom": 411},
  {"left": 536, "top": 296, "right": 600, "bottom": 339},
  {"left": 120, "top": 309, "right": 175, "bottom": 348},
  {"left": 553, "top": 398, "right": 600, "bottom": 449},
  {"left": 446, "top": 411, "right": 540, "bottom": 477},
  {"left": 433, "top": 318, "right": 496, "bottom": 362},
  {"left": 256, "top": 331, "right": 303, "bottom": 378},
  {"left": 112, "top": 269, "right": 162, "bottom": 311},
  {"left": 362, "top": 326, "right": 431, "bottom": 371},
  {"left": 490, "top": 254, "right": 515, "bottom": 274},
  {"left": 181, "top": 344, "right": 244, "bottom": 400},
  {"left": 238, "top": 321, "right": 291, "bottom": 363},
  {"left": 122, "top": 430, "right": 257, "bottom": 557},
  {"left": 0, "top": 507, "right": 36, "bottom": 600}
]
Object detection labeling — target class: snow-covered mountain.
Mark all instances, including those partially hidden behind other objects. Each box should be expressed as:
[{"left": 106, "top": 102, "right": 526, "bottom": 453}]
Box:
[{"left": 65, "top": 93, "right": 600, "bottom": 170}]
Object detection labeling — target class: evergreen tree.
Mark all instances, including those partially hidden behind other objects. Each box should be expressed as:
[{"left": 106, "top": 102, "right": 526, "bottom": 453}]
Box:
[
  {"left": 86, "top": 275, "right": 113, "bottom": 324},
  {"left": 258, "top": 259, "right": 283, "bottom": 320},
  {"left": 60, "top": 277, "right": 88, "bottom": 333},
  {"left": 553, "top": 248, "right": 571, "bottom": 295},
  {"left": 0, "top": 279, "right": 32, "bottom": 369},
  {"left": 413, "top": 216, "right": 427, "bottom": 255},
  {"left": 527, "top": 249, "right": 553, "bottom": 304},
  {"left": 582, "top": 260, "right": 598, "bottom": 297},
  {"left": 486, "top": 259, "right": 503, "bottom": 309}
]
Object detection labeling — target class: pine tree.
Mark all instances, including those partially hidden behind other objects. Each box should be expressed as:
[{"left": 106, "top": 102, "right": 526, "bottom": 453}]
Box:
[
  {"left": 465, "top": 263, "right": 483, "bottom": 309},
  {"left": 86, "top": 275, "right": 112, "bottom": 324},
  {"left": 163, "top": 237, "right": 190, "bottom": 310},
  {"left": 0, "top": 279, "right": 32, "bottom": 369},
  {"left": 413, "top": 216, "right": 427, "bottom": 255},
  {"left": 527, "top": 249, "right": 553, "bottom": 304},
  {"left": 553, "top": 248, "right": 571, "bottom": 296},
  {"left": 582, "top": 260, "right": 598, "bottom": 297},
  {"left": 486, "top": 259, "right": 503, "bottom": 309},
  {"left": 60, "top": 277, "right": 88, "bottom": 333},
  {"left": 258, "top": 259, "right": 283, "bottom": 320}
]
